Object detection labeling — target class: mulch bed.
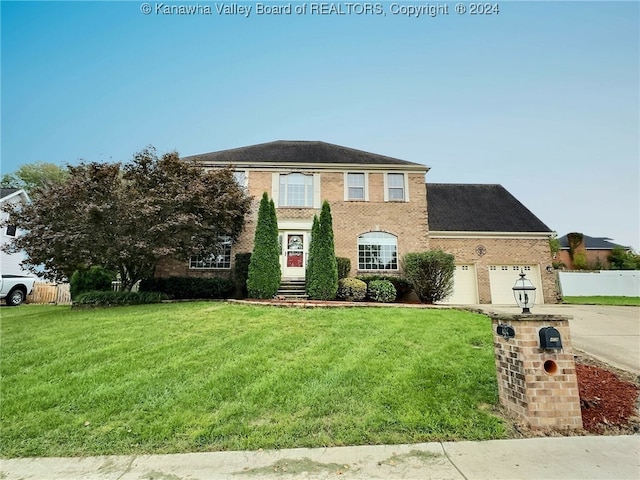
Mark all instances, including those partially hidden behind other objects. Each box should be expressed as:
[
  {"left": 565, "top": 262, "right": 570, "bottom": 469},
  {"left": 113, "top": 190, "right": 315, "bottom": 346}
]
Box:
[{"left": 575, "top": 357, "right": 640, "bottom": 433}]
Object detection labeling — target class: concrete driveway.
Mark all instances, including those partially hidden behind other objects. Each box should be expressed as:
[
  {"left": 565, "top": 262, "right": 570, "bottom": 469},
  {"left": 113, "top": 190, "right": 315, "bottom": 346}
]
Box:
[{"left": 473, "top": 304, "right": 640, "bottom": 375}]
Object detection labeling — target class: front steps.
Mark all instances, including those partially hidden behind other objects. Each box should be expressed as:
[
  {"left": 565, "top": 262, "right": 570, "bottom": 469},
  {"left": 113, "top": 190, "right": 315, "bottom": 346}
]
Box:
[{"left": 277, "top": 279, "right": 307, "bottom": 299}]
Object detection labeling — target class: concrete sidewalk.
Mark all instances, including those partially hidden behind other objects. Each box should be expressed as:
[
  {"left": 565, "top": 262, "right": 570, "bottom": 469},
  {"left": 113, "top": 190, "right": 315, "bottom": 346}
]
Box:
[{"left": 2, "top": 435, "right": 639, "bottom": 480}]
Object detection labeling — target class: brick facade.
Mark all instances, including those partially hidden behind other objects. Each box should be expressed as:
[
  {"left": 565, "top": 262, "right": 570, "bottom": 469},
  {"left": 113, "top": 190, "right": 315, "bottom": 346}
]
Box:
[
  {"left": 154, "top": 142, "right": 559, "bottom": 304},
  {"left": 155, "top": 169, "right": 430, "bottom": 280},
  {"left": 429, "top": 236, "right": 557, "bottom": 304}
]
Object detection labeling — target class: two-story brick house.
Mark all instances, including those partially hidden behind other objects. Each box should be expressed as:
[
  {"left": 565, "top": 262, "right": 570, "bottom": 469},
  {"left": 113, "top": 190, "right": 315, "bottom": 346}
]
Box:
[{"left": 156, "top": 141, "right": 557, "bottom": 304}]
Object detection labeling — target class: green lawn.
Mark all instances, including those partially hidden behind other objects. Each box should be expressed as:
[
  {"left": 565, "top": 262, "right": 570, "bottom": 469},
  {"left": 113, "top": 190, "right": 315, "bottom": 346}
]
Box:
[
  {"left": 0, "top": 303, "right": 505, "bottom": 458},
  {"left": 563, "top": 296, "right": 640, "bottom": 306}
]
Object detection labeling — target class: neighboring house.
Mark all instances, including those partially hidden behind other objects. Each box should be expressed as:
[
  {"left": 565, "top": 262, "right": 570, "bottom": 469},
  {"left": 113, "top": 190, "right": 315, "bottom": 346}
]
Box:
[
  {"left": 156, "top": 141, "right": 556, "bottom": 304},
  {"left": 0, "top": 188, "right": 31, "bottom": 275},
  {"left": 557, "top": 234, "right": 629, "bottom": 270},
  {"left": 427, "top": 184, "right": 556, "bottom": 305}
]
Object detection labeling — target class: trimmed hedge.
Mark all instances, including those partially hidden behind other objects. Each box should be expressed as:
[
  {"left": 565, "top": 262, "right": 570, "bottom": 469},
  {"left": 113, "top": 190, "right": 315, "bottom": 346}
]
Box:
[
  {"left": 402, "top": 250, "right": 455, "bottom": 303},
  {"left": 234, "top": 252, "right": 252, "bottom": 297},
  {"left": 356, "top": 275, "right": 411, "bottom": 300},
  {"left": 336, "top": 257, "right": 351, "bottom": 280},
  {"left": 367, "top": 279, "right": 397, "bottom": 303},
  {"left": 336, "top": 277, "right": 367, "bottom": 301},
  {"left": 139, "top": 276, "right": 234, "bottom": 299},
  {"left": 70, "top": 266, "right": 115, "bottom": 299},
  {"left": 73, "top": 290, "right": 167, "bottom": 307}
]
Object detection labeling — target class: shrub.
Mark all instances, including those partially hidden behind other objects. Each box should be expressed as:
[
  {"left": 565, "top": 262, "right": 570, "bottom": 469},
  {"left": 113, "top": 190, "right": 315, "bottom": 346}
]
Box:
[
  {"left": 367, "top": 279, "right": 397, "bottom": 303},
  {"left": 306, "top": 201, "right": 338, "bottom": 300},
  {"left": 336, "top": 278, "right": 367, "bottom": 301},
  {"left": 402, "top": 250, "right": 455, "bottom": 304},
  {"left": 234, "top": 252, "right": 252, "bottom": 297},
  {"left": 70, "top": 266, "right": 115, "bottom": 299},
  {"left": 247, "top": 193, "right": 281, "bottom": 298},
  {"left": 73, "top": 290, "right": 167, "bottom": 307},
  {"left": 336, "top": 257, "right": 351, "bottom": 280},
  {"left": 139, "top": 277, "right": 234, "bottom": 299},
  {"left": 356, "top": 275, "right": 412, "bottom": 298}
]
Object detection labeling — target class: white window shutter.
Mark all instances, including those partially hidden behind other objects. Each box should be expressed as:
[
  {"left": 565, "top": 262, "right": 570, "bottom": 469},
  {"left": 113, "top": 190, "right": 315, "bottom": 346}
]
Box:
[
  {"left": 272, "top": 173, "right": 280, "bottom": 207},
  {"left": 313, "top": 173, "right": 321, "bottom": 208},
  {"left": 364, "top": 172, "right": 370, "bottom": 201},
  {"left": 404, "top": 173, "right": 409, "bottom": 202},
  {"left": 383, "top": 173, "right": 389, "bottom": 202},
  {"left": 343, "top": 172, "right": 349, "bottom": 201}
]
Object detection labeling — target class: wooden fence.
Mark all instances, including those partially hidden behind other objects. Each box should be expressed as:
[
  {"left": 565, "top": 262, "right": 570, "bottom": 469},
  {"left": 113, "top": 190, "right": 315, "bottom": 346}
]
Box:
[{"left": 27, "top": 282, "right": 72, "bottom": 305}]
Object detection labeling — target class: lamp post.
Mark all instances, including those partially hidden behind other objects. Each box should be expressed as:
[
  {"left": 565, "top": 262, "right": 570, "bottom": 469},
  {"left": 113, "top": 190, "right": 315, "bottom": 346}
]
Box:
[{"left": 512, "top": 269, "right": 536, "bottom": 314}]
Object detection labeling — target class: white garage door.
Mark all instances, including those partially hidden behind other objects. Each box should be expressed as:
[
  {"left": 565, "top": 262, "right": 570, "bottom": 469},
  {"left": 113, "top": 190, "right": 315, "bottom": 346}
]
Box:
[
  {"left": 489, "top": 265, "right": 544, "bottom": 305},
  {"left": 440, "top": 264, "right": 478, "bottom": 304}
]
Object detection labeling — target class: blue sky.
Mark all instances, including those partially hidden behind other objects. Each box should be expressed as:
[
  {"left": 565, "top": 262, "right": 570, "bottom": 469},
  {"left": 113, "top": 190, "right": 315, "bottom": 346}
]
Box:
[{"left": 2, "top": 1, "right": 639, "bottom": 249}]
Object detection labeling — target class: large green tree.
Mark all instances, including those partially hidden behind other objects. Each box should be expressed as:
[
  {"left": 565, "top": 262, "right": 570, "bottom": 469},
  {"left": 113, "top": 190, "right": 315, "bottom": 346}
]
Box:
[
  {"left": 306, "top": 201, "right": 338, "bottom": 300},
  {"left": 246, "top": 193, "right": 281, "bottom": 298},
  {"left": 1, "top": 147, "right": 252, "bottom": 290},
  {"left": 1, "top": 161, "right": 69, "bottom": 195}
]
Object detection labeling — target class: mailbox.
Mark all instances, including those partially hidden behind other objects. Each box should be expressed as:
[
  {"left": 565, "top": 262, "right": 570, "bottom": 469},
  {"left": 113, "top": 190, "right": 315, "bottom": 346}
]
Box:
[{"left": 539, "top": 327, "right": 562, "bottom": 350}]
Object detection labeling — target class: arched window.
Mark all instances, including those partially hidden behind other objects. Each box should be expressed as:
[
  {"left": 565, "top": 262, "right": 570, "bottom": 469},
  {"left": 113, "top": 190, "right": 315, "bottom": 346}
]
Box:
[{"left": 357, "top": 232, "right": 398, "bottom": 270}]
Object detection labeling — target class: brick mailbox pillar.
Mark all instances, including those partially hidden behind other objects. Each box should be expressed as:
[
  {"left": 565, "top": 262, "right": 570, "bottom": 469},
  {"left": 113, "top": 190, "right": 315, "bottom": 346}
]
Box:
[{"left": 490, "top": 313, "right": 583, "bottom": 430}]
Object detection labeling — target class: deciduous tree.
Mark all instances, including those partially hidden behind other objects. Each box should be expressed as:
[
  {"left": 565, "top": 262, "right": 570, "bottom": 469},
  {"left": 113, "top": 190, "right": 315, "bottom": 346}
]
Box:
[{"left": 1, "top": 147, "right": 252, "bottom": 290}]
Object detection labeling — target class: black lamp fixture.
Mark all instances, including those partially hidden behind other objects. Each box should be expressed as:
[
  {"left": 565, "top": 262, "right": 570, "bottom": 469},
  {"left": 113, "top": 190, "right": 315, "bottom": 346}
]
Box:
[{"left": 512, "top": 269, "right": 536, "bottom": 314}]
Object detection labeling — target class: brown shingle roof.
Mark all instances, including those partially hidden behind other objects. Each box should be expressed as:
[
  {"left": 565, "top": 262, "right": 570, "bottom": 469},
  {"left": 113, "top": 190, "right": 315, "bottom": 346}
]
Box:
[
  {"left": 183, "top": 141, "right": 424, "bottom": 168},
  {"left": 427, "top": 183, "right": 551, "bottom": 233}
]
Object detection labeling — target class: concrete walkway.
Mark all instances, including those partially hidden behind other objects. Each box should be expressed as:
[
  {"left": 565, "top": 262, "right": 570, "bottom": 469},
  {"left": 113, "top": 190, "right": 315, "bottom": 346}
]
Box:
[{"left": 2, "top": 436, "right": 639, "bottom": 479}]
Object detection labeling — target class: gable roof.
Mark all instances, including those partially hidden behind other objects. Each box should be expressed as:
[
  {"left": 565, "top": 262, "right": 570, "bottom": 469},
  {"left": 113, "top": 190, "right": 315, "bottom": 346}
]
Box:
[
  {"left": 427, "top": 183, "right": 552, "bottom": 233},
  {"left": 1, "top": 188, "right": 30, "bottom": 204},
  {"left": 183, "top": 141, "right": 427, "bottom": 170},
  {"left": 558, "top": 234, "right": 628, "bottom": 250},
  {"left": 1, "top": 188, "right": 20, "bottom": 199}
]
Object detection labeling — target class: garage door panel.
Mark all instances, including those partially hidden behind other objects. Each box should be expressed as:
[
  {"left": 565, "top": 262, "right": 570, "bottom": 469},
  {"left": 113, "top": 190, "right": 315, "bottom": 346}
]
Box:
[
  {"left": 489, "top": 265, "right": 544, "bottom": 305},
  {"left": 440, "top": 264, "right": 478, "bottom": 304}
]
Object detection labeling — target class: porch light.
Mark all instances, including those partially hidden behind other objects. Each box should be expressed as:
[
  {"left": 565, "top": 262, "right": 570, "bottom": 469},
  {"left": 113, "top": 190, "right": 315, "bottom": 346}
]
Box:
[{"left": 512, "top": 269, "right": 536, "bottom": 314}]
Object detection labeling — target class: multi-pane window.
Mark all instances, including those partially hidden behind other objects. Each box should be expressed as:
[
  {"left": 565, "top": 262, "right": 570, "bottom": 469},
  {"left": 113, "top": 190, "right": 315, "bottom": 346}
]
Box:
[
  {"left": 387, "top": 173, "right": 405, "bottom": 201},
  {"left": 279, "top": 173, "right": 313, "bottom": 207},
  {"left": 233, "top": 171, "right": 247, "bottom": 189},
  {"left": 357, "top": 232, "right": 398, "bottom": 270},
  {"left": 190, "top": 236, "right": 232, "bottom": 269},
  {"left": 347, "top": 173, "right": 365, "bottom": 200}
]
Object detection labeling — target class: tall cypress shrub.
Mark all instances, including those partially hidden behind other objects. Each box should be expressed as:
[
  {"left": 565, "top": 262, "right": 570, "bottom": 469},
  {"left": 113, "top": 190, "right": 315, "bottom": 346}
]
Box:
[
  {"left": 247, "top": 193, "right": 281, "bottom": 298},
  {"left": 306, "top": 201, "right": 338, "bottom": 300}
]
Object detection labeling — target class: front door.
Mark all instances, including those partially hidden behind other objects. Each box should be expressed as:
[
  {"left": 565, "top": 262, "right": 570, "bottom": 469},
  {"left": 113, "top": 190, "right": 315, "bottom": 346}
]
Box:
[{"left": 281, "top": 231, "right": 308, "bottom": 279}]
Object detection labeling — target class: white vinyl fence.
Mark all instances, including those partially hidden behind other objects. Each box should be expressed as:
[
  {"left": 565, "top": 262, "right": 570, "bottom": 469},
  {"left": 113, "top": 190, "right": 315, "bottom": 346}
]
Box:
[{"left": 558, "top": 271, "right": 640, "bottom": 297}]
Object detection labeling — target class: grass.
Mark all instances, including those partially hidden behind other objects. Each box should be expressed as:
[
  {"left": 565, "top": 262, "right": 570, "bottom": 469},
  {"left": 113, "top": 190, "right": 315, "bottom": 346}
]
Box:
[
  {"left": 0, "top": 303, "right": 505, "bottom": 458},
  {"left": 562, "top": 296, "right": 640, "bottom": 306}
]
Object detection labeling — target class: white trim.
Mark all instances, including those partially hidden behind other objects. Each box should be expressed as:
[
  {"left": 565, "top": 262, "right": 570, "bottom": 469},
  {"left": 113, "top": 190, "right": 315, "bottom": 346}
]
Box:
[
  {"left": 383, "top": 172, "right": 408, "bottom": 202},
  {"left": 313, "top": 173, "right": 321, "bottom": 208},
  {"left": 343, "top": 172, "right": 369, "bottom": 201},
  {"left": 271, "top": 173, "right": 280, "bottom": 207},
  {"left": 199, "top": 161, "right": 429, "bottom": 173},
  {"left": 429, "top": 231, "right": 553, "bottom": 240}
]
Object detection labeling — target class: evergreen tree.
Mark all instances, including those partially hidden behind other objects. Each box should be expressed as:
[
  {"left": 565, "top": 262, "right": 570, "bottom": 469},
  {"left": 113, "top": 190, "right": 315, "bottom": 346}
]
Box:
[
  {"left": 247, "top": 193, "right": 281, "bottom": 298},
  {"left": 306, "top": 201, "right": 338, "bottom": 300}
]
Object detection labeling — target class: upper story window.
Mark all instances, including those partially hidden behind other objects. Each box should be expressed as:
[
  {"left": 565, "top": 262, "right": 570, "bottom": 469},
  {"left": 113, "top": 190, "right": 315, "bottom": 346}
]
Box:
[
  {"left": 190, "top": 236, "right": 232, "bottom": 270},
  {"left": 357, "top": 231, "right": 398, "bottom": 271},
  {"left": 279, "top": 173, "right": 314, "bottom": 207},
  {"left": 345, "top": 172, "right": 368, "bottom": 201},
  {"left": 5, "top": 224, "right": 17, "bottom": 237},
  {"left": 385, "top": 173, "right": 406, "bottom": 201},
  {"left": 233, "top": 171, "right": 247, "bottom": 189}
]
